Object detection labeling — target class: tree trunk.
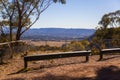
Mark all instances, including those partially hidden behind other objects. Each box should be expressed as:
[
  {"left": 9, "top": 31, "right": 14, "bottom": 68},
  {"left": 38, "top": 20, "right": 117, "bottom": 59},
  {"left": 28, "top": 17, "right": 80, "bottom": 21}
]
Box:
[
  {"left": 16, "top": 28, "right": 21, "bottom": 41},
  {"left": 16, "top": 11, "right": 22, "bottom": 41},
  {"left": 9, "top": 17, "right": 13, "bottom": 41},
  {"left": 16, "top": 19, "right": 22, "bottom": 41}
]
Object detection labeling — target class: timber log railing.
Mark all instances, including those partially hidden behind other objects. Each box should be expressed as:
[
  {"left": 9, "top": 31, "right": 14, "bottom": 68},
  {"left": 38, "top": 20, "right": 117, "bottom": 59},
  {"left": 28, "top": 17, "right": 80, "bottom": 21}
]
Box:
[
  {"left": 99, "top": 48, "right": 120, "bottom": 60},
  {"left": 24, "top": 48, "right": 120, "bottom": 68},
  {"left": 24, "top": 51, "right": 91, "bottom": 68}
]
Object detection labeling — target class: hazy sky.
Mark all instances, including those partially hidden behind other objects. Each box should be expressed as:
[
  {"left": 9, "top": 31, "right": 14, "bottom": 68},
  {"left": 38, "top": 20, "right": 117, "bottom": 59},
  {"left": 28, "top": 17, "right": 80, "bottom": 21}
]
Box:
[{"left": 32, "top": 0, "right": 120, "bottom": 29}]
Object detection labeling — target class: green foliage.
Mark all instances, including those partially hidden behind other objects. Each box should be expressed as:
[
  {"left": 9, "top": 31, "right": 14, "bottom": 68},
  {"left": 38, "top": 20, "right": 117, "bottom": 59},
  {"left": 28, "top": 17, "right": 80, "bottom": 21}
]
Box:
[
  {"left": 0, "top": 34, "right": 8, "bottom": 43},
  {"left": 93, "top": 10, "right": 120, "bottom": 50},
  {"left": 90, "top": 45, "right": 101, "bottom": 55},
  {"left": 94, "top": 10, "right": 120, "bottom": 47},
  {"left": 62, "top": 40, "right": 90, "bottom": 51},
  {"left": 0, "top": 33, "right": 16, "bottom": 43},
  {"left": 99, "top": 10, "right": 120, "bottom": 28},
  {"left": 53, "top": 0, "right": 66, "bottom": 4},
  {"left": 95, "top": 27, "right": 120, "bottom": 41}
]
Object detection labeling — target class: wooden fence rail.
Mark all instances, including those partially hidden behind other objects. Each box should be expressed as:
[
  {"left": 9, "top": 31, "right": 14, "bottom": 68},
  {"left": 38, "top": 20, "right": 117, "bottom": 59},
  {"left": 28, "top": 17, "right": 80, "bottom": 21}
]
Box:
[
  {"left": 0, "top": 40, "right": 27, "bottom": 46},
  {"left": 24, "top": 48, "right": 120, "bottom": 68},
  {"left": 24, "top": 51, "right": 91, "bottom": 68},
  {"left": 99, "top": 48, "right": 120, "bottom": 60}
]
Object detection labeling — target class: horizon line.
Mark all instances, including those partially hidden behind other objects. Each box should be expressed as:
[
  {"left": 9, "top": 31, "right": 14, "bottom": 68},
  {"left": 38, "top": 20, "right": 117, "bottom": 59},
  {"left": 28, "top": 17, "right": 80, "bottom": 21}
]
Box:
[{"left": 30, "top": 27, "right": 95, "bottom": 30}]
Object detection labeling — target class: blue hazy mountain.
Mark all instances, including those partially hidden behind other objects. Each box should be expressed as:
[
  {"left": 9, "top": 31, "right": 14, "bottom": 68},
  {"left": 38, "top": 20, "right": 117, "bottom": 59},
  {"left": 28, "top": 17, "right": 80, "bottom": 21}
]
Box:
[{"left": 21, "top": 28, "right": 95, "bottom": 41}]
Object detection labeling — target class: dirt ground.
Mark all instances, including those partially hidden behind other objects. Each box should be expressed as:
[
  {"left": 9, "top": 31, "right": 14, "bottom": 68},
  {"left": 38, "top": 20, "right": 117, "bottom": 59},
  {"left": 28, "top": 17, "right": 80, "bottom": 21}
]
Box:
[{"left": 0, "top": 54, "right": 120, "bottom": 80}]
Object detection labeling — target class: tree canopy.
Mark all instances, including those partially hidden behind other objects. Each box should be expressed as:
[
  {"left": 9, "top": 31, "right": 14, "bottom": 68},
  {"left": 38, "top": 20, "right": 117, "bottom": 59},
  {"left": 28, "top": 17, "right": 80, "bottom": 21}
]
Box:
[
  {"left": 0, "top": 0, "right": 66, "bottom": 41},
  {"left": 99, "top": 10, "right": 120, "bottom": 29},
  {"left": 95, "top": 10, "right": 120, "bottom": 40},
  {"left": 93, "top": 10, "right": 120, "bottom": 48}
]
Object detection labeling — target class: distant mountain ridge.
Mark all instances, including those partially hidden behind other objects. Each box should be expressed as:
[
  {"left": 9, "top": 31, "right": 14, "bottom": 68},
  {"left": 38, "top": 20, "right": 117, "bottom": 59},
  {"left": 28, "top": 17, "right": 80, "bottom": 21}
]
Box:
[{"left": 21, "top": 28, "right": 95, "bottom": 41}]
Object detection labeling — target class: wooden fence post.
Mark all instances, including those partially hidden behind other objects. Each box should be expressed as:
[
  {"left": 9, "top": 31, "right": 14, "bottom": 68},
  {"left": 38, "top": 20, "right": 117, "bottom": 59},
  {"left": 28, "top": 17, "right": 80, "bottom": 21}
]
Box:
[
  {"left": 99, "top": 53, "right": 103, "bottom": 60},
  {"left": 24, "top": 58, "right": 27, "bottom": 68},
  {"left": 86, "top": 55, "right": 89, "bottom": 62}
]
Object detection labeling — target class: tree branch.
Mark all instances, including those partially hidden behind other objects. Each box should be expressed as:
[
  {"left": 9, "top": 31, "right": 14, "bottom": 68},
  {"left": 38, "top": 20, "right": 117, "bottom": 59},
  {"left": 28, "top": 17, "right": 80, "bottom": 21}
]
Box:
[{"left": 1, "top": 0, "right": 11, "bottom": 17}]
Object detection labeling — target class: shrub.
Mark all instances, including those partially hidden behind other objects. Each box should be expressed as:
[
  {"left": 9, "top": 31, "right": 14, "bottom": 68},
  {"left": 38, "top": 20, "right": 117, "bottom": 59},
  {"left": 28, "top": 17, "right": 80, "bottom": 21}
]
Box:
[{"left": 62, "top": 40, "right": 90, "bottom": 51}]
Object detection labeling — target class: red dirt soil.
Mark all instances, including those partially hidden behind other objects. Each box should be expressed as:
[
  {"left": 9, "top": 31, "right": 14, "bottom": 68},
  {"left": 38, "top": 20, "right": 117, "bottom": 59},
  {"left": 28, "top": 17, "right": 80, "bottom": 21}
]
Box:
[{"left": 0, "top": 54, "right": 120, "bottom": 80}]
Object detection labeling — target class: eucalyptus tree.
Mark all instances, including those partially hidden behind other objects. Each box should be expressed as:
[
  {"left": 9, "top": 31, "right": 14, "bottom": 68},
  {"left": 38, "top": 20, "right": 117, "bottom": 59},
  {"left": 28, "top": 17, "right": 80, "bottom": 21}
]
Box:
[
  {"left": 0, "top": 0, "right": 66, "bottom": 41},
  {"left": 99, "top": 10, "right": 120, "bottom": 29},
  {"left": 95, "top": 10, "right": 120, "bottom": 41}
]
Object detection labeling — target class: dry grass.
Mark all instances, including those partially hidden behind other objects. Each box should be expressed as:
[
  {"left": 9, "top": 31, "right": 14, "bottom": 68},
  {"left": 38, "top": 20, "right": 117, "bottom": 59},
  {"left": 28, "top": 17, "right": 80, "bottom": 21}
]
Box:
[
  {"left": 30, "top": 41, "right": 70, "bottom": 47},
  {"left": 0, "top": 53, "right": 120, "bottom": 80}
]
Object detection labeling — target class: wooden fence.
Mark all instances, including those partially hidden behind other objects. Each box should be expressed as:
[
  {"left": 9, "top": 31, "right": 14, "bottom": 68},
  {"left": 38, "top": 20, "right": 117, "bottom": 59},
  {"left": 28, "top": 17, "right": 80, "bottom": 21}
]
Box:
[{"left": 24, "top": 48, "right": 120, "bottom": 68}]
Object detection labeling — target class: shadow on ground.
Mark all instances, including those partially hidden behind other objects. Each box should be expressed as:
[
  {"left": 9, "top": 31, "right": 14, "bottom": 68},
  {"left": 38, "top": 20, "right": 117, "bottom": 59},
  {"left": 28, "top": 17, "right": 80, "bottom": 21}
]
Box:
[
  {"left": 96, "top": 65, "right": 120, "bottom": 80},
  {"left": 4, "top": 65, "right": 120, "bottom": 80},
  {"left": 99, "top": 55, "right": 120, "bottom": 61},
  {"left": 32, "top": 74, "right": 94, "bottom": 80},
  {"left": 8, "top": 60, "right": 88, "bottom": 75}
]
